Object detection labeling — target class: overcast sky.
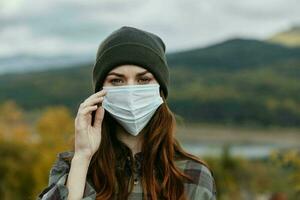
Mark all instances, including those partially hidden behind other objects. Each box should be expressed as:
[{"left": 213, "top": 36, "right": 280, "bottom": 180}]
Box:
[{"left": 0, "top": 0, "right": 299, "bottom": 58}]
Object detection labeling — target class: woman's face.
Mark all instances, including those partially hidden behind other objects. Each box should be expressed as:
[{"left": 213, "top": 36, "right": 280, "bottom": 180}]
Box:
[{"left": 103, "top": 64, "right": 158, "bottom": 87}]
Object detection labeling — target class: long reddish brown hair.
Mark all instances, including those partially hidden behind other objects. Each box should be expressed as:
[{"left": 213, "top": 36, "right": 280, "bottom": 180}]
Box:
[{"left": 73, "top": 90, "right": 208, "bottom": 200}]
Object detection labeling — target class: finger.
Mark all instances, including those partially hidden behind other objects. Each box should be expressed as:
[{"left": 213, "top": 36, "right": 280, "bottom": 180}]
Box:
[
  {"left": 84, "top": 90, "right": 107, "bottom": 103},
  {"left": 93, "top": 106, "right": 105, "bottom": 128},
  {"left": 80, "top": 105, "right": 98, "bottom": 116},
  {"left": 81, "top": 96, "right": 104, "bottom": 108}
]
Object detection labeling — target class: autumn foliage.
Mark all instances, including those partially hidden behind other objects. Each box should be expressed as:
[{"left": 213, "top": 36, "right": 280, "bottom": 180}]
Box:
[{"left": 0, "top": 100, "right": 299, "bottom": 199}]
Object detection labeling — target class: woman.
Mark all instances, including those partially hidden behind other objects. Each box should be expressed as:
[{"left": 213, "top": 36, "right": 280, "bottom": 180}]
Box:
[{"left": 38, "top": 26, "right": 217, "bottom": 200}]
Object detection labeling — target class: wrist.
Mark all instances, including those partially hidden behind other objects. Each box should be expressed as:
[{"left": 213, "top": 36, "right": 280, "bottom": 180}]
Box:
[{"left": 73, "top": 152, "right": 92, "bottom": 163}]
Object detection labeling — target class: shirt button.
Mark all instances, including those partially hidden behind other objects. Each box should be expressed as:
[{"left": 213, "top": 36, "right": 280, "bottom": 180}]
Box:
[{"left": 134, "top": 178, "right": 139, "bottom": 185}]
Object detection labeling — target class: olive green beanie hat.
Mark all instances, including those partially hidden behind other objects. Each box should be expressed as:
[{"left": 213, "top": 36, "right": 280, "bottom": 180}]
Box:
[{"left": 92, "top": 26, "right": 170, "bottom": 98}]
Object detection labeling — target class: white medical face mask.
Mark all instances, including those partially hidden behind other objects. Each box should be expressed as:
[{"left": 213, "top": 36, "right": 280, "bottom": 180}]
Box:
[{"left": 101, "top": 83, "right": 164, "bottom": 136}]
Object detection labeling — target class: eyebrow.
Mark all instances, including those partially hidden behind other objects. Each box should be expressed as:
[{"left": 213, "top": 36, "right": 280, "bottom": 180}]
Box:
[{"left": 107, "top": 70, "right": 150, "bottom": 77}]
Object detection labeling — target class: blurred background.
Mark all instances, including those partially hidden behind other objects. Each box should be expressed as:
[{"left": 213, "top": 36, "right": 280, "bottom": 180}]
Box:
[{"left": 0, "top": 0, "right": 299, "bottom": 199}]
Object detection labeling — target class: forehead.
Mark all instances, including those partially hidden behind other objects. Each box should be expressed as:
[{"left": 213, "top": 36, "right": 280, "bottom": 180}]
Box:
[{"left": 109, "top": 64, "right": 149, "bottom": 74}]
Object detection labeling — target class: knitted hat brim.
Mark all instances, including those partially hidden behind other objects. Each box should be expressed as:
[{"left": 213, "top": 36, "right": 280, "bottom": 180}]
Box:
[{"left": 92, "top": 43, "right": 169, "bottom": 98}]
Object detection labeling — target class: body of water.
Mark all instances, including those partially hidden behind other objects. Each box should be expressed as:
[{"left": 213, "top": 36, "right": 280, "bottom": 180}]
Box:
[{"left": 182, "top": 143, "right": 297, "bottom": 159}]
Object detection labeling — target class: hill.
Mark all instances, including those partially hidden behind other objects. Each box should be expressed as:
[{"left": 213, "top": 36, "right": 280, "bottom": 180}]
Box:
[
  {"left": 267, "top": 26, "right": 300, "bottom": 47},
  {"left": 167, "top": 38, "right": 300, "bottom": 70}
]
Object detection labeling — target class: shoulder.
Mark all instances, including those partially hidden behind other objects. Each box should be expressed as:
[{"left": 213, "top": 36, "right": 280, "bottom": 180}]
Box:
[
  {"left": 48, "top": 151, "right": 74, "bottom": 185},
  {"left": 37, "top": 151, "right": 97, "bottom": 199},
  {"left": 52, "top": 151, "right": 74, "bottom": 170},
  {"left": 56, "top": 151, "right": 74, "bottom": 163},
  {"left": 175, "top": 158, "right": 217, "bottom": 199}
]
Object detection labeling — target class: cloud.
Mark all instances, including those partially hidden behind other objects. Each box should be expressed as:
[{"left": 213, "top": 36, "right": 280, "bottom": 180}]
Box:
[{"left": 0, "top": 0, "right": 299, "bottom": 58}]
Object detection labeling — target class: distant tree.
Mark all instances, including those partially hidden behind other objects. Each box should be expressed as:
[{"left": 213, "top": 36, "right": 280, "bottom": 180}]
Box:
[
  {"left": 32, "top": 106, "right": 74, "bottom": 196},
  {"left": 0, "top": 100, "right": 31, "bottom": 143},
  {"left": 0, "top": 140, "right": 38, "bottom": 199}
]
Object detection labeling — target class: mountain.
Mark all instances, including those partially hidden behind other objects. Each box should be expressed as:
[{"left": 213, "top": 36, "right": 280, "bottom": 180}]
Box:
[
  {"left": 166, "top": 38, "right": 300, "bottom": 71},
  {"left": 1, "top": 38, "right": 300, "bottom": 127},
  {"left": 267, "top": 26, "right": 300, "bottom": 47},
  {"left": 0, "top": 54, "right": 93, "bottom": 75}
]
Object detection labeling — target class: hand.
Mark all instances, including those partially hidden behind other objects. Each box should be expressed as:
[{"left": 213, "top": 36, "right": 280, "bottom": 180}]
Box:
[{"left": 74, "top": 89, "right": 107, "bottom": 160}]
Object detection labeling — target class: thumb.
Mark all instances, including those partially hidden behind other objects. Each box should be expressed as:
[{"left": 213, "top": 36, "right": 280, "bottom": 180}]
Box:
[{"left": 93, "top": 106, "right": 105, "bottom": 128}]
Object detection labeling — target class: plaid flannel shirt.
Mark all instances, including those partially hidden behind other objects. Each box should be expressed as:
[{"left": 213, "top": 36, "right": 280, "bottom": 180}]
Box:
[{"left": 37, "top": 151, "right": 217, "bottom": 200}]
